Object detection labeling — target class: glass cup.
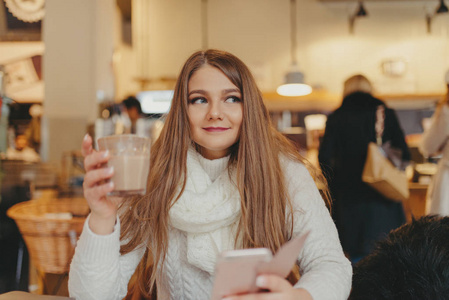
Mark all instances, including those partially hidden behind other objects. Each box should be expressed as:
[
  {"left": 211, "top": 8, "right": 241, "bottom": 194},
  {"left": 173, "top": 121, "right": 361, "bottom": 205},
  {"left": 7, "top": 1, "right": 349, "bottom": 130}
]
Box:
[{"left": 97, "top": 134, "right": 151, "bottom": 197}]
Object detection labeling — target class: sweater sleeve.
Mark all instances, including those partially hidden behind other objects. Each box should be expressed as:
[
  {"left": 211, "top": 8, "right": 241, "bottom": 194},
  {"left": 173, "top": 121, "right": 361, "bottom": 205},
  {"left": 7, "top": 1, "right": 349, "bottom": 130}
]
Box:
[
  {"left": 68, "top": 215, "right": 145, "bottom": 300},
  {"left": 419, "top": 105, "right": 449, "bottom": 157},
  {"left": 284, "top": 161, "right": 352, "bottom": 300}
]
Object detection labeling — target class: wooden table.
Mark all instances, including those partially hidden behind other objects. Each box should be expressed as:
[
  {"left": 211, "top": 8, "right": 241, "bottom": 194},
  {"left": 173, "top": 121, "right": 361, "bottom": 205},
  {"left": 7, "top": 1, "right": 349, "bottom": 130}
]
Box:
[{"left": 0, "top": 291, "right": 73, "bottom": 299}]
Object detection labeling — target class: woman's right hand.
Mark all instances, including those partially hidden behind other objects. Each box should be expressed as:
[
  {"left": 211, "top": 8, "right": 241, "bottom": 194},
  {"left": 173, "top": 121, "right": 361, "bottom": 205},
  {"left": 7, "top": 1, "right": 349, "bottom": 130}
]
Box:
[{"left": 82, "top": 134, "right": 118, "bottom": 235}]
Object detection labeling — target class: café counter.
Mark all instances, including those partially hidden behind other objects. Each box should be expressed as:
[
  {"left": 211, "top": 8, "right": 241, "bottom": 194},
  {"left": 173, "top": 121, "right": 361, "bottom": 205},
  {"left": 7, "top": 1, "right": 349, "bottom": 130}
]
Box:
[{"left": 403, "top": 182, "right": 428, "bottom": 223}]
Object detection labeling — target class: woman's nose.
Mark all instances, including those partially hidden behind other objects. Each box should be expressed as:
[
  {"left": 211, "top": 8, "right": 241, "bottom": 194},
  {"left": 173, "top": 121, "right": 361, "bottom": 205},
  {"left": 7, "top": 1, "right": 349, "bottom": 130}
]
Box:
[{"left": 207, "top": 103, "right": 223, "bottom": 120}]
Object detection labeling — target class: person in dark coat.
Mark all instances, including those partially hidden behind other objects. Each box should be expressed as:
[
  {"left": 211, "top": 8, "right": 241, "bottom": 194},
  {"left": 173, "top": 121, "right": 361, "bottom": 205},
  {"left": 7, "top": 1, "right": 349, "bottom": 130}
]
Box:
[{"left": 318, "top": 74, "right": 411, "bottom": 264}]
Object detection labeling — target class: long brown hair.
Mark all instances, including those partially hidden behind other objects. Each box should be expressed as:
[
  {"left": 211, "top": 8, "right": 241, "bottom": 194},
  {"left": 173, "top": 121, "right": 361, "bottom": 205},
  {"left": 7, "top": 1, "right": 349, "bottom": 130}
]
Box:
[{"left": 119, "top": 49, "right": 330, "bottom": 297}]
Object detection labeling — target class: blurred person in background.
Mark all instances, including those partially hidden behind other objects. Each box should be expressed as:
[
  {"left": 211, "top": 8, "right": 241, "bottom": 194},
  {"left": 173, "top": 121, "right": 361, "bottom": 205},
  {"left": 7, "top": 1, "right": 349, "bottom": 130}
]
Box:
[
  {"left": 419, "top": 70, "right": 449, "bottom": 216},
  {"left": 318, "top": 74, "right": 410, "bottom": 264},
  {"left": 25, "top": 104, "right": 42, "bottom": 153},
  {"left": 6, "top": 134, "right": 40, "bottom": 163},
  {"left": 122, "top": 96, "right": 143, "bottom": 134}
]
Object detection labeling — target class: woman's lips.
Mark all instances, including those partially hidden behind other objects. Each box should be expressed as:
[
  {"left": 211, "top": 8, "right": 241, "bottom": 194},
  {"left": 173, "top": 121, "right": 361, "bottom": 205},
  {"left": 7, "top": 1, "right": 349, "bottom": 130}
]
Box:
[{"left": 203, "top": 127, "right": 229, "bottom": 132}]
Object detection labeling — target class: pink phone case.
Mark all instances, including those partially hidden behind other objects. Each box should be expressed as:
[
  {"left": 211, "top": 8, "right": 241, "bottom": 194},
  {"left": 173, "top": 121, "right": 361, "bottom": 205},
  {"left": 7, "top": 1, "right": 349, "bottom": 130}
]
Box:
[{"left": 210, "top": 231, "right": 310, "bottom": 300}]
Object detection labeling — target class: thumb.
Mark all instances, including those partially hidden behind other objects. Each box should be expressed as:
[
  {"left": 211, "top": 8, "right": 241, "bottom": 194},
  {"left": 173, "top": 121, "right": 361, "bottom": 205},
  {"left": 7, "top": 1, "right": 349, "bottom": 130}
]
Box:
[{"left": 255, "top": 275, "right": 292, "bottom": 293}]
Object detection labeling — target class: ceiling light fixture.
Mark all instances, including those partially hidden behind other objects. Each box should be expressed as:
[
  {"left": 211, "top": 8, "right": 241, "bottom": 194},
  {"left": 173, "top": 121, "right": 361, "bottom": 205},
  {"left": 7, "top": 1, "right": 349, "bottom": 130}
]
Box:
[
  {"left": 426, "top": 0, "right": 448, "bottom": 33},
  {"left": 277, "top": 0, "right": 312, "bottom": 97},
  {"left": 349, "top": 1, "right": 368, "bottom": 34},
  {"left": 436, "top": 0, "right": 449, "bottom": 13}
]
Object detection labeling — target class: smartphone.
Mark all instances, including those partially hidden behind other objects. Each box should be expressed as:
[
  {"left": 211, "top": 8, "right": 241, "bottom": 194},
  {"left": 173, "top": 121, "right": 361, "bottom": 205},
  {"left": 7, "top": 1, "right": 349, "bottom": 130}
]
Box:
[
  {"left": 210, "top": 248, "right": 272, "bottom": 300},
  {"left": 210, "top": 232, "right": 310, "bottom": 300}
]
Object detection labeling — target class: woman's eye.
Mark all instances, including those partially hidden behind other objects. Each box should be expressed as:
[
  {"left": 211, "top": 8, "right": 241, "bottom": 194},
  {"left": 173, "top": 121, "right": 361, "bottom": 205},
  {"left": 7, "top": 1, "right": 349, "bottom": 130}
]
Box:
[
  {"left": 225, "top": 96, "right": 241, "bottom": 103},
  {"left": 190, "top": 97, "right": 207, "bottom": 104}
]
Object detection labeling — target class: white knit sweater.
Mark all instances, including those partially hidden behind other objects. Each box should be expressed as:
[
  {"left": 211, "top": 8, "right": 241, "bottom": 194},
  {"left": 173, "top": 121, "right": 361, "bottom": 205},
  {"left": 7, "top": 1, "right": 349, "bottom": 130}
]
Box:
[{"left": 69, "top": 151, "right": 352, "bottom": 300}]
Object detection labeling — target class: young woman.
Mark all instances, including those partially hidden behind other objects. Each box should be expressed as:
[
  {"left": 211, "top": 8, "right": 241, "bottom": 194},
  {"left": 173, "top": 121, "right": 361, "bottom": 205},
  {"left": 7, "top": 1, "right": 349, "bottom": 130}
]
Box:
[{"left": 69, "top": 49, "right": 351, "bottom": 300}]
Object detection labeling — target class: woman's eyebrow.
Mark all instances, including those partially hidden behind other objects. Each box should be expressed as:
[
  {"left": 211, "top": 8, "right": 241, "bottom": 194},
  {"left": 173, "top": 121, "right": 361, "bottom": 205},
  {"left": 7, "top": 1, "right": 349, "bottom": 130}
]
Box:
[
  {"left": 188, "top": 89, "right": 207, "bottom": 96},
  {"left": 223, "top": 88, "right": 241, "bottom": 94},
  {"left": 188, "top": 88, "right": 240, "bottom": 96}
]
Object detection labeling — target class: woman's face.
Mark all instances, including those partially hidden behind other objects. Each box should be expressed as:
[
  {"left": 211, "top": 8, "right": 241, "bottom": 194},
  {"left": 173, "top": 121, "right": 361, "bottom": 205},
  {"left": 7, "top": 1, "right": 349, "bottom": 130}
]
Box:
[{"left": 187, "top": 65, "right": 243, "bottom": 159}]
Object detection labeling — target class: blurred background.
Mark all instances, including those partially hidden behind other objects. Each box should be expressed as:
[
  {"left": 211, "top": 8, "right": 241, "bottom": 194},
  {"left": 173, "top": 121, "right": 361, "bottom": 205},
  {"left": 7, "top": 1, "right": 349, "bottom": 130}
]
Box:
[{"left": 0, "top": 0, "right": 448, "bottom": 296}]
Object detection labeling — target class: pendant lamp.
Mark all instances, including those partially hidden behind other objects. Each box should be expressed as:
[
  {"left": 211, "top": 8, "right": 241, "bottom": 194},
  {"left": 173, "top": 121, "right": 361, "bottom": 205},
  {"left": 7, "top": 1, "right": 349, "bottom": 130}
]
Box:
[
  {"left": 426, "top": 0, "right": 448, "bottom": 33},
  {"left": 436, "top": 0, "right": 449, "bottom": 14},
  {"left": 277, "top": 0, "right": 312, "bottom": 97},
  {"left": 349, "top": 1, "right": 368, "bottom": 34}
]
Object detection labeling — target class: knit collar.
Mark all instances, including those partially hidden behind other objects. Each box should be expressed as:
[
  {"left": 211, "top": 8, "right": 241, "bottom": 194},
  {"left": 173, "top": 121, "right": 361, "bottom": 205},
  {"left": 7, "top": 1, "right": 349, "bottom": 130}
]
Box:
[{"left": 194, "top": 150, "right": 229, "bottom": 182}]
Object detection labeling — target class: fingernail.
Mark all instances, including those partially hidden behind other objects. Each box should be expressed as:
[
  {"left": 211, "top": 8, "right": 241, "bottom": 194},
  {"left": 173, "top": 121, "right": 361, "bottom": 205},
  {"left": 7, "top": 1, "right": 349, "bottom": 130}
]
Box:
[
  {"left": 108, "top": 181, "right": 114, "bottom": 189},
  {"left": 83, "top": 133, "right": 90, "bottom": 141},
  {"left": 256, "top": 276, "right": 266, "bottom": 287},
  {"left": 108, "top": 167, "right": 114, "bottom": 175},
  {"left": 103, "top": 150, "right": 109, "bottom": 158}
]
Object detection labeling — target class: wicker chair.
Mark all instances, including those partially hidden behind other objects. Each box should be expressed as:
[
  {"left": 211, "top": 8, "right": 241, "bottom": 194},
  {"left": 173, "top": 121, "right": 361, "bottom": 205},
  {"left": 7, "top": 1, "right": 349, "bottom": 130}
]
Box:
[{"left": 7, "top": 198, "right": 89, "bottom": 294}]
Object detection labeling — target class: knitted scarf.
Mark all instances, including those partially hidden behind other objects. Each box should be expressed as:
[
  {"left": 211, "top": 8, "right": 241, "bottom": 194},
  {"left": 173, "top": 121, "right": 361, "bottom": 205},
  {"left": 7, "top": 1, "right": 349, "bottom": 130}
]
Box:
[{"left": 169, "top": 149, "right": 241, "bottom": 274}]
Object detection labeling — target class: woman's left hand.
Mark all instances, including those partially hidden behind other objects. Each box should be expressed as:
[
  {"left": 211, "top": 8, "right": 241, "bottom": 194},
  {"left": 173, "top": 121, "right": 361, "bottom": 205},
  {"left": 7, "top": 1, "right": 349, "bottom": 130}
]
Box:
[{"left": 223, "top": 275, "right": 313, "bottom": 300}]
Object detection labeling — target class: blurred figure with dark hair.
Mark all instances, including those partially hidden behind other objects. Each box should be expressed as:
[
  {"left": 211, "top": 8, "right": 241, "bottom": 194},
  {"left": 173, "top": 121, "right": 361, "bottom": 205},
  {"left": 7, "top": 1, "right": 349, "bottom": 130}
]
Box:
[
  {"left": 350, "top": 215, "right": 449, "bottom": 300},
  {"left": 122, "top": 96, "right": 143, "bottom": 134},
  {"left": 319, "top": 74, "right": 410, "bottom": 264},
  {"left": 25, "top": 104, "right": 43, "bottom": 153}
]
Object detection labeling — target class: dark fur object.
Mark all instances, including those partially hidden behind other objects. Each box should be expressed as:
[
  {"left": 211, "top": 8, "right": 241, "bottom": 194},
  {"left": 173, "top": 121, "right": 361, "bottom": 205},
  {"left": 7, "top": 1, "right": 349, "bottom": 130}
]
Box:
[{"left": 350, "top": 215, "right": 449, "bottom": 300}]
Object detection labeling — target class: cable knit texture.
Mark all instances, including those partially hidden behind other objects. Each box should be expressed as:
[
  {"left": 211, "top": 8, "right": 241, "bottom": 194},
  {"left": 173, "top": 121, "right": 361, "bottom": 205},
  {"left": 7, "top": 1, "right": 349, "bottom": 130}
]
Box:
[
  {"left": 169, "top": 149, "right": 240, "bottom": 274},
  {"left": 69, "top": 151, "right": 352, "bottom": 300}
]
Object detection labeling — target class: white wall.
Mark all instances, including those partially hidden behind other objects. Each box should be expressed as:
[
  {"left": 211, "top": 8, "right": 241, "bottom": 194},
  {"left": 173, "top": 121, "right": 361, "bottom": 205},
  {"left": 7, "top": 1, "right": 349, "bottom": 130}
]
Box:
[
  {"left": 114, "top": 0, "right": 449, "bottom": 98},
  {"left": 303, "top": 1, "right": 449, "bottom": 95},
  {"left": 113, "top": 6, "right": 140, "bottom": 101}
]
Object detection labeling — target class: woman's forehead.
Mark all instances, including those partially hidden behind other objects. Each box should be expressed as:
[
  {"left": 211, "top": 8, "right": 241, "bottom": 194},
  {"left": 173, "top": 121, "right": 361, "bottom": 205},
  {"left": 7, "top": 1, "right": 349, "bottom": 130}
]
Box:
[{"left": 188, "top": 65, "right": 239, "bottom": 91}]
